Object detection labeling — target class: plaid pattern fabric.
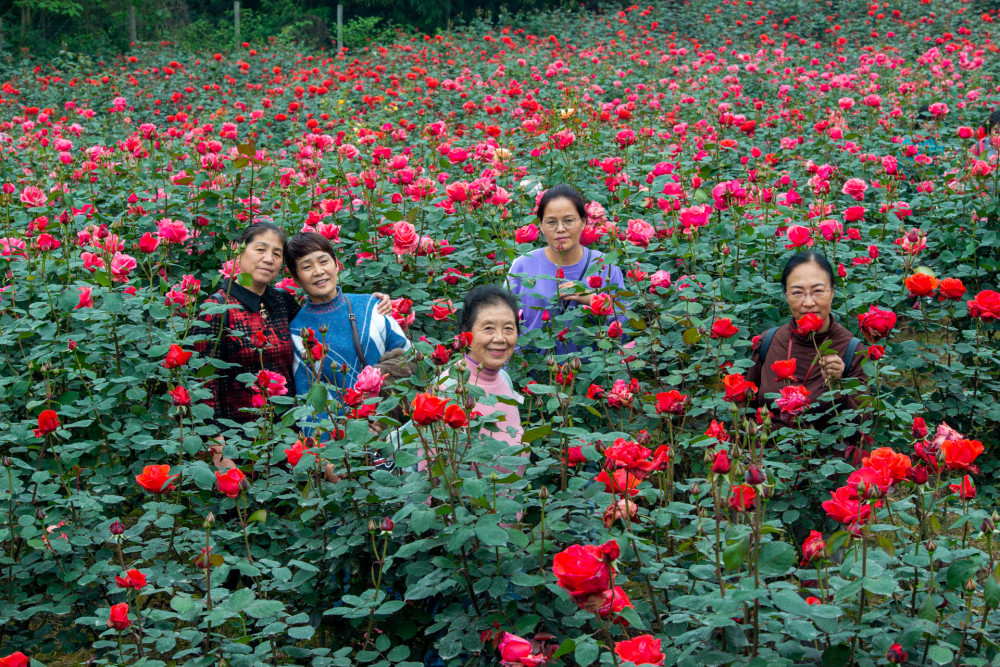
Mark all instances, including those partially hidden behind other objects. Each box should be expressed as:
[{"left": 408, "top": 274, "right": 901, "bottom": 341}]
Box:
[{"left": 194, "top": 281, "right": 300, "bottom": 428}]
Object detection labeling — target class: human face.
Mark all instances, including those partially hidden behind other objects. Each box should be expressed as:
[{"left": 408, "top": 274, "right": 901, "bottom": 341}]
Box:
[
  {"left": 467, "top": 303, "right": 518, "bottom": 372},
  {"left": 539, "top": 197, "right": 584, "bottom": 259},
  {"left": 238, "top": 230, "right": 284, "bottom": 295},
  {"left": 990, "top": 126, "right": 1000, "bottom": 148},
  {"left": 293, "top": 249, "right": 340, "bottom": 304},
  {"left": 784, "top": 262, "right": 833, "bottom": 328}
]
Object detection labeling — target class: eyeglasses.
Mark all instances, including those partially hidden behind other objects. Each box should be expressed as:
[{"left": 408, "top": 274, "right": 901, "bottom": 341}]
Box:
[
  {"left": 541, "top": 217, "right": 581, "bottom": 231},
  {"left": 786, "top": 287, "right": 831, "bottom": 302}
]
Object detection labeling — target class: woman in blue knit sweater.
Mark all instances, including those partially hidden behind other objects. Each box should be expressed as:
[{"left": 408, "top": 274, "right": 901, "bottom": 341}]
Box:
[{"left": 285, "top": 232, "right": 411, "bottom": 437}]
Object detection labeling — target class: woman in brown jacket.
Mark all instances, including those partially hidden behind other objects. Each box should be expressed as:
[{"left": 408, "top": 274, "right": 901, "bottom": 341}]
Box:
[{"left": 746, "top": 251, "right": 868, "bottom": 438}]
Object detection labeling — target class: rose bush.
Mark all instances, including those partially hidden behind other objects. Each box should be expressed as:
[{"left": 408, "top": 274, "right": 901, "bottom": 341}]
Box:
[{"left": 1, "top": 0, "right": 1000, "bottom": 665}]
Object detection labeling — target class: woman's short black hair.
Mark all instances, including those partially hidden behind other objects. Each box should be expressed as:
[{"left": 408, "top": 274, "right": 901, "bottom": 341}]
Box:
[
  {"left": 458, "top": 285, "right": 520, "bottom": 335},
  {"left": 536, "top": 184, "right": 587, "bottom": 221},
  {"left": 985, "top": 110, "right": 1000, "bottom": 135},
  {"left": 780, "top": 251, "right": 835, "bottom": 290},
  {"left": 235, "top": 221, "right": 286, "bottom": 248},
  {"left": 284, "top": 232, "right": 338, "bottom": 280},
  {"left": 914, "top": 103, "right": 935, "bottom": 130}
]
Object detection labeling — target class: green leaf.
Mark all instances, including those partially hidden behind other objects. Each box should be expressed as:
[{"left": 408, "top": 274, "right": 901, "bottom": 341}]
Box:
[
  {"left": 918, "top": 593, "right": 937, "bottom": 622},
  {"left": 521, "top": 424, "right": 552, "bottom": 444},
  {"left": 305, "top": 382, "right": 328, "bottom": 415},
  {"left": 574, "top": 635, "right": 599, "bottom": 667},
  {"left": 821, "top": 643, "right": 851, "bottom": 667},
  {"left": 985, "top": 576, "right": 1000, "bottom": 610},
  {"left": 288, "top": 624, "right": 315, "bottom": 640},
  {"left": 758, "top": 541, "right": 795, "bottom": 576},
  {"left": 945, "top": 558, "right": 980, "bottom": 590},
  {"left": 862, "top": 576, "right": 897, "bottom": 596},
  {"left": 551, "top": 638, "right": 575, "bottom": 660},
  {"left": 927, "top": 644, "right": 953, "bottom": 665},
  {"left": 475, "top": 521, "right": 507, "bottom": 547},
  {"left": 772, "top": 589, "right": 815, "bottom": 616},
  {"left": 723, "top": 536, "right": 749, "bottom": 570},
  {"left": 245, "top": 599, "right": 284, "bottom": 619},
  {"left": 247, "top": 509, "right": 268, "bottom": 523}
]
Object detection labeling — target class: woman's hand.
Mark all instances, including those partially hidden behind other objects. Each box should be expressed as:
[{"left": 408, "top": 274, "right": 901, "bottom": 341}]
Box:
[
  {"left": 373, "top": 292, "right": 393, "bottom": 315},
  {"left": 819, "top": 353, "right": 845, "bottom": 380},
  {"left": 557, "top": 281, "right": 594, "bottom": 306},
  {"left": 210, "top": 436, "right": 237, "bottom": 470}
]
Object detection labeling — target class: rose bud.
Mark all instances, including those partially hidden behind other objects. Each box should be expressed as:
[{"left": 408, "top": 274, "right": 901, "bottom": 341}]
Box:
[
  {"left": 925, "top": 539, "right": 937, "bottom": 553},
  {"left": 965, "top": 578, "right": 977, "bottom": 593},
  {"left": 380, "top": 516, "right": 395, "bottom": 533},
  {"left": 712, "top": 450, "right": 731, "bottom": 474},
  {"left": 539, "top": 485, "right": 550, "bottom": 501},
  {"left": 980, "top": 516, "right": 995, "bottom": 533},
  {"left": 911, "top": 416, "right": 927, "bottom": 439},
  {"left": 745, "top": 464, "right": 766, "bottom": 485},
  {"left": 35, "top": 508, "right": 46, "bottom": 520},
  {"left": 689, "top": 483, "right": 702, "bottom": 498},
  {"left": 368, "top": 519, "right": 378, "bottom": 533},
  {"left": 886, "top": 644, "right": 908, "bottom": 664},
  {"left": 908, "top": 466, "right": 929, "bottom": 485},
  {"left": 110, "top": 520, "right": 125, "bottom": 535},
  {"left": 203, "top": 512, "right": 216, "bottom": 529}
]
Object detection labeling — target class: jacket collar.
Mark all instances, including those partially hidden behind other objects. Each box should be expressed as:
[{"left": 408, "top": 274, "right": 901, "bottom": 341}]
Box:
[{"left": 224, "top": 280, "right": 279, "bottom": 314}]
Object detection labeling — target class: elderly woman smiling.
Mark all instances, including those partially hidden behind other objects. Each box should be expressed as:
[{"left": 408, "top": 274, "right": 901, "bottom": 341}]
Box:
[{"left": 746, "top": 251, "right": 867, "bottom": 432}]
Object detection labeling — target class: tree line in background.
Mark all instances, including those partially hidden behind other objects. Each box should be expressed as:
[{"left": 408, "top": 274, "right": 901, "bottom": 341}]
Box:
[{"left": 0, "top": 0, "right": 627, "bottom": 54}]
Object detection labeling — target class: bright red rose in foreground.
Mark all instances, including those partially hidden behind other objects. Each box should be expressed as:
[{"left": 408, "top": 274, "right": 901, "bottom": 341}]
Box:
[
  {"left": 775, "top": 385, "right": 810, "bottom": 417},
  {"left": 0, "top": 652, "right": 29, "bottom": 667},
  {"left": 135, "top": 465, "right": 178, "bottom": 494},
  {"left": 728, "top": 484, "right": 756, "bottom": 511},
  {"left": 771, "top": 358, "right": 797, "bottom": 381},
  {"left": 443, "top": 403, "right": 468, "bottom": 428},
  {"left": 162, "top": 344, "right": 192, "bottom": 369},
  {"left": 710, "top": 317, "right": 739, "bottom": 338},
  {"left": 862, "top": 447, "right": 912, "bottom": 483},
  {"left": 654, "top": 389, "right": 688, "bottom": 415},
  {"left": 801, "top": 530, "right": 825, "bottom": 566},
  {"left": 216, "top": 468, "right": 246, "bottom": 498},
  {"left": 597, "top": 585, "right": 634, "bottom": 620},
  {"left": 35, "top": 409, "right": 60, "bottom": 437},
  {"left": 589, "top": 293, "right": 614, "bottom": 316},
  {"left": 857, "top": 305, "right": 896, "bottom": 342},
  {"left": 604, "top": 438, "right": 654, "bottom": 476},
  {"left": 712, "top": 450, "right": 731, "bottom": 474},
  {"left": 107, "top": 602, "right": 131, "bottom": 631},
  {"left": 614, "top": 635, "right": 665, "bottom": 666},
  {"left": 793, "top": 312, "right": 824, "bottom": 336},
  {"left": 411, "top": 393, "right": 449, "bottom": 425},
  {"left": 949, "top": 475, "right": 976, "bottom": 500},
  {"left": 822, "top": 485, "right": 873, "bottom": 526},
  {"left": 905, "top": 272, "right": 939, "bottom": 298},
  {"left": 722, "top": 373, "right": 757, "bottom": 403},
  {"left": 941, "top": 438, "right": 984, "bottom": 473},
  {"left": 595, "top": 469, "right": 641, "bottom": 497},
  {"left": 938, "top": 278, "right": 966, "bottom": 301},
  {"left": 551, "top": 541, "right": 617, "bottom": 598},
  {"left": 115, "top": 569, "right": 147, "bottom": 590},
  {"left": 497, "top": 632, "right": 546, "bottom": 667},
  {"left": 968, "top": 290, "right": 1000, "bottom": 320}
]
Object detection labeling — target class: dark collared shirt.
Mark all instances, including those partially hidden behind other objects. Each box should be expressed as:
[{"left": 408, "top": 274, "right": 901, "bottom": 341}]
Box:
[{"left": 193, "top": 281, "right": 300, "bottom": 427}]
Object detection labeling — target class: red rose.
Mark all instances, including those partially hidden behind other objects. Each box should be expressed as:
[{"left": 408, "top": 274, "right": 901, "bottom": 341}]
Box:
[
  {"left": 589, "top": 293, "right": 614, "bottom": 316},
  {"left": 497, "top": 632, "right": 545, "bottom": 666},
  {"left": 822, "top": 485, "right": 873, "bottom": 526},
  {"left": 949, "top": 475, "right": 976, "bottom": 500},
  {"left": 968, "top": 290, "right": 1000, "bottom": 320},
  {"left": 711, "top": 449, "right": 731, "bottom": 474},
  {"left": 443, "top": 403, "right": 468, "bottom": 428},
  {"left": 564, "top": 446, "right": 587, "bottom": 466},
  {"left": 614, "top": 635, "right": 665, "bottom": 666},
  {"left": 431, "top": 299, "right": 454, "bottom": 321},
  {"left": 905, "top": 272, "right": 939, "bottom": 297},
  {"left": 705, "top": 419, "right": 730, "bottom": 442},
  {"left": 771, "top": 358, "right": 797, "bottom": 381},
  {"left": 551, "top": 542, "right": 614, "bottom": 598},
  {"left": 604, "top": 438, "right": 654, "bottom": 476},
  {"left": 722, "top": 373, "right": 758, "bottom": 403},
  {"left": 654, "top": 389, "right": 688, "bottom": 415},
  {"left": 115, "top": 568, "right": 147, "bottom": 590},
  {"left": 138, "top": 232, "right": 160, "bottom": 253},
  {"left": 162, "top": 344, "right": 192, "bottom": 369},
  {"left": 169, "top": 386, "right": 191, "bottom": 407},
  {"left": 135, "top": 465, "right": 178, "bottom": 494},
  {"left": 216, "top": 468, "right": 246, "bottom": 499},
  {"left": 587, "top": 384, "right": 605, "bottom": 400},
  {"left": 857, "top": 305, "right": 896, "bottom": 342},
  {"left": 887, "top": 644, "right": 909, "bottom": 664},
  {"left": 430, "top": 344, "right": 451, "bottom": 365},
  {"left": 862, "top": 447, "right": 912, "bottom": 483},
  {"left": 411, "top": 393, "right": 449, "bottom": 425},
  {"left": 938, "top": 278, "right": 966, "bottom": 301},
  {"left": 0, "top": 652, "right": 29, "bottom": 667},
  {"left": 452, "top": 331, "right": 473, "bottom": 351},
  {"left": 911, "top": 416, "right": 928, "bottom": 439},
  {"left": 35, "top": 409, "right": 60, "bottom": 437},
  {"left": 285, "top": 441, "right": 308, "bottom": 467},
  {"left": 793, "top": 313, "right": 824, "bottom": 336},
  {"left": 710, "top": 317, "right": 739, "bottom": 338},
  {"left": 941, "top": 438, "right": 984, "bottom": 473},
  {"left": 843, "top": 205, "right": 865, "bottom": 222},
  {"left": 801, "top": 530, "right": 825, "bottom": 566},
  {"left": 594, "top": 469, "right": 641, "bottom": 497},
  {"left": 775, "top": 384, "right": 811, "bottom": 417},
  {"left": 866, "top": 344, "right": 884, "bottom": 360},
  {"left": 107, "top": 602, "right": 131, "bottom": 631},
  {"left": 650, "top": 445, "right": 671, "bottom": 470},
  {"left": 728, "top": 483, "right": 756, "bottom": 511},
  {"left": 597, "top": 585, "right": 634, "bottom": 620}
]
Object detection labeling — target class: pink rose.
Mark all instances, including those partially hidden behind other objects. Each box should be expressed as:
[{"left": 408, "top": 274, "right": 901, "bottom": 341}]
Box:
[
  {"left": 514, "top": 224, "right": 539, "bottom": 244},
  {"left": 625, "top": 218, "right": 655, "bottom": 247},
  {"left": 841, "top": 178, "right": 868, "bottom": 201},
  {"left": 157, "top": 218, "right": 190, "bottom": 244},
  {"left": 110, "top": 252, "right": 137, "bottom": 282},
  {"left": 354, "top": 365, "right": 385, "bottom": 398}
]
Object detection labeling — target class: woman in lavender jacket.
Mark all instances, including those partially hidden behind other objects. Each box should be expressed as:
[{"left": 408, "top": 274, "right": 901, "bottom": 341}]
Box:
[{"left": 505, "top": 184, "right": 625, "bottom": 357}]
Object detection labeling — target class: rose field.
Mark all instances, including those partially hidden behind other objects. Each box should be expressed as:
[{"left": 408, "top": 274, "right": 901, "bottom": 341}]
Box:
[{"left": 3, "top": 0, "right": 1000, "bottom": 664}]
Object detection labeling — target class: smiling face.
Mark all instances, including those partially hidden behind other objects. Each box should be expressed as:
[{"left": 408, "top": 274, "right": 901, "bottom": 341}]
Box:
[
  {"left": 784, "top": 261, "right": 834, "bottom": 326},
  {"left": 292, "top": 249, "right": 340, "bottom": 304},
  {"left": 467, "top": 303, "right": 518, "bottom": 372},
  {"left": 539, "top": 197, "right": 584, "bottom": 258},
  {"left": 238, "top": 230, "right": 284, "bottom": 294}
]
